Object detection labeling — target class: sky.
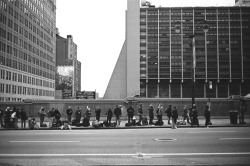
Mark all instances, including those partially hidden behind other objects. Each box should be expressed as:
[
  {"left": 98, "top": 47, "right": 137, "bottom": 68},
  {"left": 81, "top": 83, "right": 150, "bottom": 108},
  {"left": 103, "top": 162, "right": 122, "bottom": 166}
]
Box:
[{"left": 56, "top": 0, "right": 235, "bottom": 98}]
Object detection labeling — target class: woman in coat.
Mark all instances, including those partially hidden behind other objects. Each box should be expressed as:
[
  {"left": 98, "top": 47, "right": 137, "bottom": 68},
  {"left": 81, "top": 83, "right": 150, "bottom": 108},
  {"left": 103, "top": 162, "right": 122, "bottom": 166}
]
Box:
[
  {"left": 148, "top": 104, "right": 154, "bottom": 125},
  {"left": 171, "top": 106, "right": 178, "bottom": 129}
]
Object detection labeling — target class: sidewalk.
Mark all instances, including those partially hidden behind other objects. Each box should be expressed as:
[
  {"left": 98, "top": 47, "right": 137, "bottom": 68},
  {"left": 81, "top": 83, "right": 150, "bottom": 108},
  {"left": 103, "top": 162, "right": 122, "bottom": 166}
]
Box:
[{"left": 1, "top": 116, "right": 250, "bottom": 130}]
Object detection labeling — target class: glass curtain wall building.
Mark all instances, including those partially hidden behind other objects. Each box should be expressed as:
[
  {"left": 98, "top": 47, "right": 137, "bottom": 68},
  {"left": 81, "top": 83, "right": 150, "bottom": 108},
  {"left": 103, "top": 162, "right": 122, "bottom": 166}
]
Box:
[
  {"left": 139, "top": 6, "right": 250, "bottom": 98},
  {"left": 105, "top": 0, "right": 250, "bottom": 99},
  {"left": 0, "top": 0, "right": 56, "bottom": 101}
]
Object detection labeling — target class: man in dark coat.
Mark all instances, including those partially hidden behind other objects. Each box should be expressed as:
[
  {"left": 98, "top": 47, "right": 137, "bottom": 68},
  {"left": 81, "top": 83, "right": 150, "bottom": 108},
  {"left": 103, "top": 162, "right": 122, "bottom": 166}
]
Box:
[
  {"left": 127, "top": 104, "right": 134, "bottom": 124},
  {"left": 66, "top": 106, "right": 73, "bottom": 125},
  {"left": 75, "top": 107, "right": 82, "bottom": 124},
  {"left": 148, "top": 104, "right": 154, "bottom": 125},
  {"left": 114, "top": 105, "right": 122, "bottom": 127},
  {"left": 95, "top": 106, "right": 101, "bottom": 122},
  {"left": 204, "top": 105, "right": 210, "bottom": 127},
  {"left": 165, "top": 105, "right": 172, "bottom": 125}
]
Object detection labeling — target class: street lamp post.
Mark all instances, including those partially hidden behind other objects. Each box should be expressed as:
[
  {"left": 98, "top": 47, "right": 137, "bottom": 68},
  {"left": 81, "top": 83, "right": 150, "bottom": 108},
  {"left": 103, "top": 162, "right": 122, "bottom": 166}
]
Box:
[{"left": 175, "top": 20, "right": 209, "bottom": 109}]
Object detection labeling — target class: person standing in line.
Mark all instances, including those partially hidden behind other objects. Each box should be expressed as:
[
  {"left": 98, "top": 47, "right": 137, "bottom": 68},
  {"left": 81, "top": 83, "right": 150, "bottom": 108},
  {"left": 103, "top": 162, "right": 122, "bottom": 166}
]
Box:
[
  {"left": 190, "top": 104, "right": 199, "bottom": 127},
  {"left": 11, "top": 106, "right": 17, "bottom": 128},
  {"left": 4, "top": 107, "right": 11, "bottom": 128},
  {"left": 137, "top": 104, "right": 143, "bottom": 125},
  {"left": 47, "top": 108, "right": 55, "bottom": 128},
  {"left": 66, "top": 106, "right": 73, "bottom": 125},
  {"left": 171, "top": 106, "right": 178, "bottom": 129},
  {"left": 38, "top": 107, "right": 46, "bottom": 127},
  {"left": 54, "top": 109, "right": 62, "bottom": 126},
  {"left": 114, "top": 105, "right": 122, "bottom": 127},
  {"left": 204, "top": 105, "right": 210, "bottom": 127},
  {"left": 20, "top": 108, "right": 28, "bottom": 128},
  {"left": 75, "top": 107, "right": 82, "bottom": 124},
  {"left": 127, "top": 104, "right": 134, "bottom": 124},
  {"left": 95, "top": 106, "right": 101, "bottom": 122},
  {"left": 0, "top": 108, "right": 4, "bottom": 128},
  {"left": 106, "top": 108, "right": 113, "bottom": 126},
  {"left": 148, "top": 104, "right": 154, "bottom": 125},
  {"left": 165, "top": 105, "right": 172, "bottom": 125},
  {"left": 157, "top": 104, "right": 163, "bottom": 124},
  {"left": 182, "top": 105, "right": 190, "bottom": 124},
  {"left": 85, "top": 106, "right": 91, "bottom": 121}
]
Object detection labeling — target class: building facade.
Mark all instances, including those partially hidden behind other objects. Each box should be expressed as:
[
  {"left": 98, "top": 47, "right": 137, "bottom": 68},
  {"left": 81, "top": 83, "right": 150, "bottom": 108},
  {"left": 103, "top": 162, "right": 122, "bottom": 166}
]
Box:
[
  {"left": 55, "top": 34, "right": 81, "bottom": 99},
  {"left": 104, "top": 0, "right": 250, "bottom": 99},
  {"left": 0, "top": 0, "right": 56, "bottom": 101}
]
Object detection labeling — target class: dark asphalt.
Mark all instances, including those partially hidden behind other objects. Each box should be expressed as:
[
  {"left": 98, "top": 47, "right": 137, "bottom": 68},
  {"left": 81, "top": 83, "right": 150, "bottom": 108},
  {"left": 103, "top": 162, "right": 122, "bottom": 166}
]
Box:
[{"left": 0, "top": 127, "right": 250, "bottom": 165}]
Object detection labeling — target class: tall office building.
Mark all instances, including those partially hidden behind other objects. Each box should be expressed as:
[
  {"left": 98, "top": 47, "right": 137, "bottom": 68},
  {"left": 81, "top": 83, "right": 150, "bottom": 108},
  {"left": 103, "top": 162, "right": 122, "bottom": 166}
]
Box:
[
  {"left": 104, "top": 0, "right": 250, "bottom": 99},
  {"left": 55, "top": 34, "right": 81, "bottom": 99},
  {"left": 0, "top": 0, "right": 56, "bottom": 101}
]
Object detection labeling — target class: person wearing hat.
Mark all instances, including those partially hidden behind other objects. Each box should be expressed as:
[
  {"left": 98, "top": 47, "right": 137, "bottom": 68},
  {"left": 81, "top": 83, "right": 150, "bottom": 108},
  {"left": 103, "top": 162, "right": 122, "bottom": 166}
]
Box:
[{"left": 137, "top": 104, "right": 143, "bottom": 125}]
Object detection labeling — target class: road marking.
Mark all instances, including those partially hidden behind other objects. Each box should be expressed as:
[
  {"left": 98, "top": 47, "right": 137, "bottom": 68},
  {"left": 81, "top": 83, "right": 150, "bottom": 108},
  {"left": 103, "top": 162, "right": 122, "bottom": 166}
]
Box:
[
  {"left": 10, "top": 141, "right": 80, "bottom": 143},
  {"left": 35, "top": 133, "right": 94, "bottom": 135},
  {"left": 0, "top": 152, "right": 250, "bottom": 157},
  {"left": 220, "top": 138, "right": 250, "bottom": 140},
  {"left": 188, "top": 131, "right": 237, "bottom": 134}
]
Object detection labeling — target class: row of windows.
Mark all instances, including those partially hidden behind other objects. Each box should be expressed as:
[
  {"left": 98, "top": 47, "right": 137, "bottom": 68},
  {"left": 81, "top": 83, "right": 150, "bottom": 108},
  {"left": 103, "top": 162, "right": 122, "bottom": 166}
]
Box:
[
  {"left": 0, "top": 69, "right": 54, "bottom": 89},
  {"left": 0, "top": 97, "right": 22, "bottom": 102},
  {"left": 141, "top": 10, "right": 250, "bottom": 16},
  {"left": 0, "top": 38, "right": 55, "bottom": 70},
  {"left": 0, "top": 83, "right": 54, "bottom": 97}
]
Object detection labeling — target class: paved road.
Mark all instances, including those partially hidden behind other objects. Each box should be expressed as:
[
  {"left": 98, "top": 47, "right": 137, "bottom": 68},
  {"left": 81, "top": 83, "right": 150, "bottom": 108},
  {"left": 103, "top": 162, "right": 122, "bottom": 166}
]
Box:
[{"left": 0, "top": 127, "right": 250, "bottom": 165}]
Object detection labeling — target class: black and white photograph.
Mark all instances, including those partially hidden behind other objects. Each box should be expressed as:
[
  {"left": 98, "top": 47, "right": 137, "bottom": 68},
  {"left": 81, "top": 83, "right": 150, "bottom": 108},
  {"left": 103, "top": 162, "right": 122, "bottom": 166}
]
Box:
[{"left": 0, "top": 0, "right": 250, "bottom": 165}]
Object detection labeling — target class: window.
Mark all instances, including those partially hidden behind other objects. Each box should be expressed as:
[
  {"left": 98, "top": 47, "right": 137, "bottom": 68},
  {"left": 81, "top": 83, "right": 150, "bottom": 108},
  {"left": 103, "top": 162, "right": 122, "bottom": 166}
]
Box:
[
  {"left": 6, "top": 71, "right": 11, "bottom": 80},
  {"left": 0, "top": 70, "right": 5, "bottom": 79},
  {"left": 12, "top": 73, "right": 17, "bottom": 81},
  {"left": 18, "top": 74, "right": 22, "bottom": 82},
  {"left": 0, "top": 83, "right": 4, "bottom": 93}
]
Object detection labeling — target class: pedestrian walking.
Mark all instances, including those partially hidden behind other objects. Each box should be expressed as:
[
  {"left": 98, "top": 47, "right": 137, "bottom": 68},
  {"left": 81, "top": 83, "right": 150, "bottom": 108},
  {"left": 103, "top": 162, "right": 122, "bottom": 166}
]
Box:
[
  {"left": 165, "top": 105, "right": 172, "bottom": 125},
  {"left": 106, "top": 108, "right": 113, "bottom": 126},
  {"left": 95, "top": 106, "right": 101, "bottom": 122},
  {"left": 20, "top": 108, "right": 28, "bottom": 128},
  {"left": 0, "top": 108, "right": 4, "bottom": 128},
  {"left": 75, "top": 107, "right": 82, "bottom": 124},
  {"left": 171, "top": 106, "right": 178, "bottom": 129},
  {"left": 47, "top": 108, "right": 55, "bottom": 127},
  {"left": 66, "top": 106, "right": 73, "bottom": 125},
  {"left": 38, "top": 107, "right": 46, "bottom": 127},
  {"left": 137, "top": 104, "right": 143, "bottom": 125},
  {"left": 114, "top": 105, "right": 122, "bottom": 127},
  {"left": 127, "top": 104, "right": 134, "bottom": 124},
  {"left": 204, "top": 105, "right": 210, "bottom": 127},
  {"left": 4, "top": 107, "right": 11, "bottom": 128},
  {"left": 148, "top": 104, "right": 154, "bottom": 125},
  {"left": 85, "top": 106, "right": 91, "bottom": 121},
  {"left": 182, "top": 105, "right": 190, "bottom": 124}
]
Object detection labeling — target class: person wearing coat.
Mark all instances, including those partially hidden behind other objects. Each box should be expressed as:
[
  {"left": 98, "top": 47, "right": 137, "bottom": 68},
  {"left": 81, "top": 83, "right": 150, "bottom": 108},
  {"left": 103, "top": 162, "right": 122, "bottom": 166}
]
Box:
[
  {"left": 204, "top": 105, "right": 210, "bottom": 127},
  {"left": 127, "top": 104, "right": 135, "bottom": 124},
  {"left": 38, "top": 107, "right": 46, "bottom": 127},
  {"left": 95, "top": 106, "right": 101, "bottom": 122},
  {"left": 20, "top": 108, "right": 28, "bottom": 128},
  {"left": 171, "top": 106, "right": 178, "bottom": 129},
  {"left": 165, "top": 105, "right": 172, "bottom": 125},
  {"left": 148, "top": 104, "right": 154, "bottom": 125},
  {"left": 75, "top": 107, "right": 82, "bottom": 124},
  {"left": 106, "top": 108, "right": 113, "bottom": 126},
  {"left": 114, "top": 105, "right": 122, "bottom": 127},
  {"left": 66, "top": 106, "right": 73, "bottom": 125}
]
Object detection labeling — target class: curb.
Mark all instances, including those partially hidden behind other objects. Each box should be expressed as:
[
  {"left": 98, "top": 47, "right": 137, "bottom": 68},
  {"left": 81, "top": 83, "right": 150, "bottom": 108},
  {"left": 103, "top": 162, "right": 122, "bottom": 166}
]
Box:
[{"left": 1, "top": 124, "right": 250, "bottom": 130}]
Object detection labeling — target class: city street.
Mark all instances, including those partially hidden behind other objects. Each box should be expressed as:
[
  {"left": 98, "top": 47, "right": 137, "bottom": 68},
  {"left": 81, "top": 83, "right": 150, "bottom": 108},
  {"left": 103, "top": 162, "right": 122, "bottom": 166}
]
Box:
[{"left": 0, "top": 127, "right": 250, "bottom": 165}]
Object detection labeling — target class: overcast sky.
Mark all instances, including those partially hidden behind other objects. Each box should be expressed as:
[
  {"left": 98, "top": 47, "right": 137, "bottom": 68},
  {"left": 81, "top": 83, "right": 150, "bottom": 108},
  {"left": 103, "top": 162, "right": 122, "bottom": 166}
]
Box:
[{"left": 56, "top": 0, "right": 235, "bottom": 98}]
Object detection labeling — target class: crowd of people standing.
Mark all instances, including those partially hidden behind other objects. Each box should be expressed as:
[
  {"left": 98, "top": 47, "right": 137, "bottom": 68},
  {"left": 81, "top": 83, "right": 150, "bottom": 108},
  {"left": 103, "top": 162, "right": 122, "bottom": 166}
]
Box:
[{"left": 0, "top": 103, "right": 211, "bottom": 129}]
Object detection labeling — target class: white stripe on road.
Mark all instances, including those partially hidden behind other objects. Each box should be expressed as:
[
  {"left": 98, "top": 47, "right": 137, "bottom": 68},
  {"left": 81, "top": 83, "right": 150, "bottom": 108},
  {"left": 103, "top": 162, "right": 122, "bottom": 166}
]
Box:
[
  {"left": 188, "top": 131, "right": 237, "bottom": 134},
  {"left": 220, "top": 138, "right": 250, "bottom": 140},
  {"left": 35, "top": 133, "right": 94, "bottom": 135},
  {"left": 10, "top": 141, "right": 79, "bottom": 143},
  {"left": 0, "top": 152, "right": 250, "bottom": 157}
]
